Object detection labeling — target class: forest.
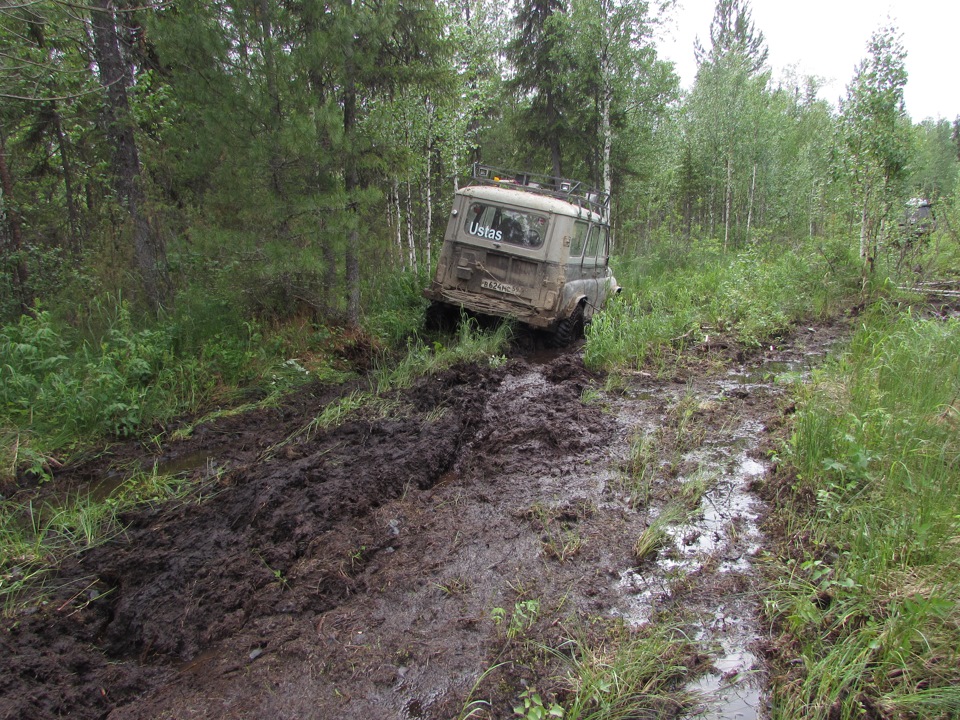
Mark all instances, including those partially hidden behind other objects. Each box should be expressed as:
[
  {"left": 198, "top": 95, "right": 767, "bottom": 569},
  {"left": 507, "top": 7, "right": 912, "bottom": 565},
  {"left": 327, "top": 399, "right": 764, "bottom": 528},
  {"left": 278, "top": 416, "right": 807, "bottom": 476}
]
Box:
[
  {"left": 0, "top": 0, "right": 955, "bottom": 324},
  {"left": 2, "top": 1, "right": 960, "bottom": 718}
]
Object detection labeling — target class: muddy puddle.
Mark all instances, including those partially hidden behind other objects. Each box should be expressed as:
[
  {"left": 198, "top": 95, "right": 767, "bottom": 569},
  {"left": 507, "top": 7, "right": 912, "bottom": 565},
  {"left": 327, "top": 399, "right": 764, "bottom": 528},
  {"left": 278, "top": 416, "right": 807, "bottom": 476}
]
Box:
[
  {"left": 602, "top": 332, "right": 838, "bottom": 720},
  {"left": 0, "top": 324, "right": 847, "bottom": 720}
]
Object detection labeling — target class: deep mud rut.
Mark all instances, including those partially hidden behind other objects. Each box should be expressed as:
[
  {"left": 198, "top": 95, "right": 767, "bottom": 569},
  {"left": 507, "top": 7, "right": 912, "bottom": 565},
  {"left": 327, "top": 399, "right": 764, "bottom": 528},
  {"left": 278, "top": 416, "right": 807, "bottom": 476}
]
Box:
[{"left": 0, "top": 323, "right": 848, "bottom": 720}]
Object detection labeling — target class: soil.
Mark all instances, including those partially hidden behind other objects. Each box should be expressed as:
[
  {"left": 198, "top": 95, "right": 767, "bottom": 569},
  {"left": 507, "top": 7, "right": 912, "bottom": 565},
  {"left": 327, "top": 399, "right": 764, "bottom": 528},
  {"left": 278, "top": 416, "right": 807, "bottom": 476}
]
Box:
[{"left": 0, "top": 321, "right": 850, "bottom": 720}]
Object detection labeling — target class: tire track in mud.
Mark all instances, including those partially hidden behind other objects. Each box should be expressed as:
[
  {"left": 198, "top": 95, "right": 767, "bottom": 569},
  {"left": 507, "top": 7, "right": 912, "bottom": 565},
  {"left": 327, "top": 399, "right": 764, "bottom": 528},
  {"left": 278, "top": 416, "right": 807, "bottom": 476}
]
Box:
[{"left": 0, "top": 326, "right": 845, "bottom": 720}]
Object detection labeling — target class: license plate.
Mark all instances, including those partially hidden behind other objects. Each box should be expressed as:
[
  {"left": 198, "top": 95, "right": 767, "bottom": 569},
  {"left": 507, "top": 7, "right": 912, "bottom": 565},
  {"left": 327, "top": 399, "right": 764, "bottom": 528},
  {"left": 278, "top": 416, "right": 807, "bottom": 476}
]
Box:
[{"left": 481, "top": 279, "right": 521, "bottom": 295}]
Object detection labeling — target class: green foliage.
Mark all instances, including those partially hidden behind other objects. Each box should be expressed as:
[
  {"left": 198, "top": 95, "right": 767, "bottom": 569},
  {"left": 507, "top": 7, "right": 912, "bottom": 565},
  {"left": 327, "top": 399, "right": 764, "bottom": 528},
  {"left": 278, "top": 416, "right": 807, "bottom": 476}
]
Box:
[
  {"left": 373, "top": 315, "right": 512, "bottom": 394},
  {"left": 909, "top": 118, "right": 960, "bottom": 201},
  {"left": 839, "top": 24, "right": 912, "bottom": 277},
  {"left": 585, "top": 239, "right": 860, "bottom": 371},
  {"left": 768, "top": 307, "right": 960, "bottom": 717},
  {"left": 492, "top": 598, "right": 542, "bottom": 640},
  {"left": 0, "top": 295, "right": 345, "bottom": 480},
  {"left": 548, "top": 622, "right": 692, "bottom": 720},
  {"left": 514, "top": 687, "right": 564, "bottom": 719},
  {"left": 364, "top": 268, "right": 431, "bottom": 346}
]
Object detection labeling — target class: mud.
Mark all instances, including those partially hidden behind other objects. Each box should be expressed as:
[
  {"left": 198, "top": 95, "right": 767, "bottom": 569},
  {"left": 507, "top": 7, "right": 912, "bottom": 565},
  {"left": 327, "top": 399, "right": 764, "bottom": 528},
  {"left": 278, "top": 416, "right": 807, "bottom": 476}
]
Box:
[{"left": 0, "top": 323, "right": 849, "bottom": 720}]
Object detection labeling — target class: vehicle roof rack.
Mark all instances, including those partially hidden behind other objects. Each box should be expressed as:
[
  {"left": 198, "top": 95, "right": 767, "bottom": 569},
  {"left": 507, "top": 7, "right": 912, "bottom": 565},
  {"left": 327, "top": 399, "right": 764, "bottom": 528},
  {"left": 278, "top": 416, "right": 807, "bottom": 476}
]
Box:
[{"left": 470, "top": 163, "right": 610, "bottom": 221}]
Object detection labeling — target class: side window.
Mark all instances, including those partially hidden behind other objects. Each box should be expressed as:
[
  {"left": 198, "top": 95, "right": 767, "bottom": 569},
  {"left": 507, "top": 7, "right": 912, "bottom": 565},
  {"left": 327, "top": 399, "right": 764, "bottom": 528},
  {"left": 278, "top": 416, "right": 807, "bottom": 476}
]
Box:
[
  {"left": 583, "top": 225, "right": 601, "bottom": 265},
  {"left": 570, "top": 221, "right": 588, "bottom": 257}
]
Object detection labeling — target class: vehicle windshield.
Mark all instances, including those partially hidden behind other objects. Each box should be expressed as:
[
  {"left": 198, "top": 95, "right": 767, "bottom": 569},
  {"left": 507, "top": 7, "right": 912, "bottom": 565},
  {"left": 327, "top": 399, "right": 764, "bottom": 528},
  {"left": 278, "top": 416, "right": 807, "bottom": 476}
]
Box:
[{"left": 464, "top": 203, "right": 547, "bottom": 248}]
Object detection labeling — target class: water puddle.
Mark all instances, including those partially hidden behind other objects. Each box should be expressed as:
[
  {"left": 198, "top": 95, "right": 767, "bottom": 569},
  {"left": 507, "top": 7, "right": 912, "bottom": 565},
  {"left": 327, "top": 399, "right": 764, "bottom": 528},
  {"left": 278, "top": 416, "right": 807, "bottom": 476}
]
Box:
[
  {"left": 80, "top": 450, "right": 222, "bottom": 503},
  {"left": 601, "top": 346, "right": 832, "bottom": 719},
  {"left": 152, "top": 450, "right": 219, "bottom": 477}
]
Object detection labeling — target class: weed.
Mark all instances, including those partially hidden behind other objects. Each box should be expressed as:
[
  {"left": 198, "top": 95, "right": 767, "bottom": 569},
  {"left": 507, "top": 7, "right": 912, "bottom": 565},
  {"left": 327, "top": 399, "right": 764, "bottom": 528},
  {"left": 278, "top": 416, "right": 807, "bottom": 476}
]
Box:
[
  {"left": 492, "top": 599, "right": 542, "bottom": 640},
  {"left": 255, "top": 552, "right": 290, "bottom": 590},
  {"left": 435, "top": 577, "right": 469, "bottom": 596},
  {"left": 527, "top": 503, "right": 586, "bottom": 562},
  {"left": 513, "top": 687, "right": 564, "bottom": 719},
  {"left": 633, "top": 504, "right": 686, "bottom": 563},
  {"left": 456, "top": 661, "right": 511, "bottom": 720},
  {"left": 548, "top": 621, "right": 693, "bottom": 720},
  {"left": 679, "top": 470, "right": 714, "bottom": 510},
  {"left": 668, "top": 390, "right": 707, "bottom": 453},
  {"left": 620, "top": 430, "right": 657, "bottom": 508}
]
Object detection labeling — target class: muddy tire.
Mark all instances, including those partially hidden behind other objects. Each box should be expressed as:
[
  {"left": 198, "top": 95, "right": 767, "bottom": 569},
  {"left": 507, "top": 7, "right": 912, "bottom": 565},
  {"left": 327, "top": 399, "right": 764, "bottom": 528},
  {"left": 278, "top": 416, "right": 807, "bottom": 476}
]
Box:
[{"left": 550, "top": 303, "right": 584, "bottom": 347}]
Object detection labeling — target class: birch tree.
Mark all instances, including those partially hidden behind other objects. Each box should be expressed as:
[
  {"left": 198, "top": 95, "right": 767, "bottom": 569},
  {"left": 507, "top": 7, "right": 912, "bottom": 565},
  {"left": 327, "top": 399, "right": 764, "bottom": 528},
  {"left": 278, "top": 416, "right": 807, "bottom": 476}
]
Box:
[
  {"left": 839, "top": 24, "right": 910, "bottom": 284},
  {"left": 683, "top": 0, "right": 769, "bottom": 247}
]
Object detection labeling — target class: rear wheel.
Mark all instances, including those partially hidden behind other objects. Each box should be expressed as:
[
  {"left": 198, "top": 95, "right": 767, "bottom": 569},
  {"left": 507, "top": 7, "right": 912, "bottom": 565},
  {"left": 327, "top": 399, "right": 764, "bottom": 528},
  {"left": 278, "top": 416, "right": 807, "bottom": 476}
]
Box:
[
  {"left": 550, "top": 303, "right": 584, "bottom": 347},
  {"left": 425, "top": 301, "right": 458, "bottom": 333}
]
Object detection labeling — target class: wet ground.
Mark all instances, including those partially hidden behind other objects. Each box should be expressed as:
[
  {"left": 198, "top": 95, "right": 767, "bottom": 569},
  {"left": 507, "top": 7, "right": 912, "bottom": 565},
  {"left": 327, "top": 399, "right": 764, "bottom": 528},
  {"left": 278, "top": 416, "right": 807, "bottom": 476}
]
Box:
[{"left": 0, "top": 322, "right": 848, "bottom": 720}]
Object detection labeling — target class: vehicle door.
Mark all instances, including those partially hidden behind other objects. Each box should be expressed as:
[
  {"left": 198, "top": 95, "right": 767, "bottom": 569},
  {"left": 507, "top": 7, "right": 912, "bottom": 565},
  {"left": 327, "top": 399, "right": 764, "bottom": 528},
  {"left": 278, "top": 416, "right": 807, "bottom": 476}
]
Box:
[
  {"left": 565, "top": 221, "right": 590, "bottom": 302},
  {"left": 580, "top": 223, "right": 606, "bottom": 309}
]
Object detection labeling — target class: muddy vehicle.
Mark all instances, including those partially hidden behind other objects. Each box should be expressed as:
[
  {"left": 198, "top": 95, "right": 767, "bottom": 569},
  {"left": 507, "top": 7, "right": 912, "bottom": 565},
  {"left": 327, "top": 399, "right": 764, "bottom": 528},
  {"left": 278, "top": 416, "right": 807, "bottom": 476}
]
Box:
[{"left": 424, "top": 164, "right": 620, "bottom": 345}]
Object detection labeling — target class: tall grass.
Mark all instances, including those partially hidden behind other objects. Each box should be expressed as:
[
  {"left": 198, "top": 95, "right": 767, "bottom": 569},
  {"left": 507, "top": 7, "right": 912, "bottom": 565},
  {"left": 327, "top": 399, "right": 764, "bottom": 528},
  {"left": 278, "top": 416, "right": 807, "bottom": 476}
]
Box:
[
  {"left": 766, "top": 306, "right": 960, "bottom": 718},
  {"left": 0, "top": 299, "right": 345, "bottom": 482},
  {"left": 549, "top": 622, "right": 693, "bottom": 720},
  {"left": 585, "top": 238, "right": 861, "bottom": 371},
  {"left": 0, "top": 464, "right": 211, "bottom": 615}
]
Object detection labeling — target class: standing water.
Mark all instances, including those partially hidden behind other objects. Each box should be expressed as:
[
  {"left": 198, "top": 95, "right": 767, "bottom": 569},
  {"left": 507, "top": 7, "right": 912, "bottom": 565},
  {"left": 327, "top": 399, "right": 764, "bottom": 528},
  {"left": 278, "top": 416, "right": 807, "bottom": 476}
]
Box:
[{"left": 603, "top": 350, "right": 827, "bottom": 720}]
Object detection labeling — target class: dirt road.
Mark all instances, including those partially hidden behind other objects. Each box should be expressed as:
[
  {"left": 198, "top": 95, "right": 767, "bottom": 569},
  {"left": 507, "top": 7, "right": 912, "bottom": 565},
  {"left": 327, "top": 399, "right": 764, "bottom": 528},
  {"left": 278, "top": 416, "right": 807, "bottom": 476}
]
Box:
[{"left": 0, "top": 323, "right": 847, "bottom": 720}]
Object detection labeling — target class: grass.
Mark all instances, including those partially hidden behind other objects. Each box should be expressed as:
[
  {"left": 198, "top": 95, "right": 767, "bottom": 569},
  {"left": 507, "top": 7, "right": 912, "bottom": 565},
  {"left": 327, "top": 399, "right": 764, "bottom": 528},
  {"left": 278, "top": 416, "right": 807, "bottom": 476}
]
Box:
[
  {"left": 585, "top": 239, "right": 861, "bottom": 372},
  {"left": 618, "top": 429, "right": 658, "bottom": 508},
  {"left": 764, "top": 304, "right": 960, "bottom": 718},
  {"left": 546, "top": 621, "right": 693, "bottom": 720},
  {"left": 633, "top": 504, "right": 688, "bottom": 563},
  {"left": 460, "top": 615, "right": 695, "bottom": 720},
  {"left": 0, "top": 464, "right": 203, "bottom": 615}
]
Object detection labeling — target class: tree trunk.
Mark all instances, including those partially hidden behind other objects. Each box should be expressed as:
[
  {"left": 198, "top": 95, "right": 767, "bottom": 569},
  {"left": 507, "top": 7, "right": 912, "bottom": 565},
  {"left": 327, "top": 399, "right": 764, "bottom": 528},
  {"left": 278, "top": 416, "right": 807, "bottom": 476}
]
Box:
[
  {"left": 424, "top": 96, "right": 433, "bottom": 269},
  {"left": 0, "top": 129, "right": 33, "bottom": 316},
  {"left": 859, "top": 185, "right": 872, "bottom": 292},
  {"left": 391, "top": 179, "right": 403, "bottom": 265},
  {"left": 724, "top": 151, "right": 732, "bottom": 250},
  {"left": 405, "top": 178, "right": 416, "bottom": 268},
  {"left": 342, "top": 0, "right": 360, "bottom": 325},
  {"left": 51, "top": 104, "right": 83, "bottom": 256},
  {"left": 257, "top": 0, "right": 284, "bottom": 201},
  {"left": 600, "top": 4, "right": 613, "bottom": 207},
  {"left": 90, "top": 0, "right": 166, "bottom": 312}
]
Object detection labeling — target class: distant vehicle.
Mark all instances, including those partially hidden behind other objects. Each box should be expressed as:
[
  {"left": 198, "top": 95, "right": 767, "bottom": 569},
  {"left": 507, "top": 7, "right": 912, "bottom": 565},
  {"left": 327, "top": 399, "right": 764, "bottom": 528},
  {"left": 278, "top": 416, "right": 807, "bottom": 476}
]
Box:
[
  {"left": 423, "top": 164, "right": 621, "bottom": 346},
  {"left": 900, "top": 198, "right": 937, "bottom": 239}
]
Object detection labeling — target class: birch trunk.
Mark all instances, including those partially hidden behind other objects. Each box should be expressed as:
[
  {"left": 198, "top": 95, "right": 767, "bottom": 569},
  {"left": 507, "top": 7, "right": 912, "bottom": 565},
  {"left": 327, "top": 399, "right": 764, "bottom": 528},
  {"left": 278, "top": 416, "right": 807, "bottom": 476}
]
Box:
[{"left": 724, "top": 151, "right": 732, "bottom": 250}]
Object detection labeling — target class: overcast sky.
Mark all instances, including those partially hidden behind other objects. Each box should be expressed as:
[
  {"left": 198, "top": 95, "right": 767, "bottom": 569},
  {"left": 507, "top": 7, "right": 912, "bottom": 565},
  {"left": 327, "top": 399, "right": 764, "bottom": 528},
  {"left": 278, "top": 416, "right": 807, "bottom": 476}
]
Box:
[{"left": 654, "top": 0, "right": 958, "bottom": 123}]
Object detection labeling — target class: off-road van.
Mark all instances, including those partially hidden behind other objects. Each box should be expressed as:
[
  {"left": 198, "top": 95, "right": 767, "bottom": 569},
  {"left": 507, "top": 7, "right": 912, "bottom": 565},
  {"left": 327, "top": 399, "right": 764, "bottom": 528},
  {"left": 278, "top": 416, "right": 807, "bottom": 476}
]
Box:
[{"left": 423, "top": 164, "right": 620, "bottom": 345}]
